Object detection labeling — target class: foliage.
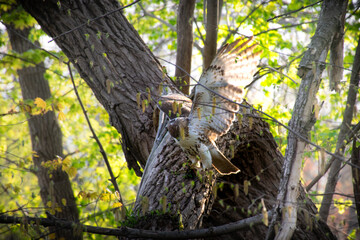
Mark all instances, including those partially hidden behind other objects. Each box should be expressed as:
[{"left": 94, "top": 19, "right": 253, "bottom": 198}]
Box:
[{"left": 0, "top": 0, "right": 359, "bottom": 239}]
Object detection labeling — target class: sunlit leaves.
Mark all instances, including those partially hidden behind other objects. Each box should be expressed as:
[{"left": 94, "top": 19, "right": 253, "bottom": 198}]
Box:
[{"left": 334, "top": 198, "right": 352, "bottom": 214}]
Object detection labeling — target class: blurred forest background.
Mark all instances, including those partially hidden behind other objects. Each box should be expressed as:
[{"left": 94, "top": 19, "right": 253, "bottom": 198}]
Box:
[{"left": 0, "top": 0, "right": 359, "bottom": 239}]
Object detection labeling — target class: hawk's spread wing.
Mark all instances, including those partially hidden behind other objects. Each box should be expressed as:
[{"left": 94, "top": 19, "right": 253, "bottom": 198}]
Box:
[{"left": 189, "top": 37, "right": 261, "bottom": 140}]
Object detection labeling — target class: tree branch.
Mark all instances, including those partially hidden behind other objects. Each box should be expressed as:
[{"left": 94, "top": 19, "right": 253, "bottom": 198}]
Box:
[
  {"left": 67, "top": 63, "right": 124, "bottom": 207},
  {"left": 0, "top": 211, "right": 271, "bottom": 238},
  {"left": 267, "top": 0, "right": 323, "bottom": 22}
]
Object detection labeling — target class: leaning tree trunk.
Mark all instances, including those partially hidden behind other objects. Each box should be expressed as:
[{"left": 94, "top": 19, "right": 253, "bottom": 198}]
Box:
[
  {"left": 6, "top": 24, "right": 81, "bottom": 239},
  {"left": 21, "top": 0, "right": 335, "bottom": 238},
  {"left": 20, "top": 0, "right": 168, "bottom": 176}
]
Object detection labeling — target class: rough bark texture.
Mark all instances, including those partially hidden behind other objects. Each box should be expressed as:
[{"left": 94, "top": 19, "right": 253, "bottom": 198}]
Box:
[
  {"left": 21, "top": 0, "right": 336, "bottom": 238},
  {"left": 7, "top": 25, "right": 80, "bottom": 239},
  {"left": 320, "top": 34, "right": 360, "bottom": 221},
  {"left": 20, "top": 0, "right": 169, "bottom": 176},
  {"left": 175, "top": 0, "right": 196, "bottom": 95},
  {"left": 134, "top": 102, "right": 335, "bottom": 238},
  {"left": 267, "top": 1, "right": 349, "bottom": 239}
]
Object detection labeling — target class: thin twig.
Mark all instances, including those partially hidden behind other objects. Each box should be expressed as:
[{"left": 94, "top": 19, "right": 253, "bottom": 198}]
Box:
[
  {"left": 254, "top": 21, "right": 317, "bottom": 36},
  {"left": 261, "top": 65, "right": 298, "bottom": 84},
  {"left": 219, "top": 0, "right": 268, "bottom": 49},
  {"left": 267, "top": 0, "right": 323, "bottom": 22},
  {"left": 66, "top": 62, "right": 124, "bottom": 207},
  {"left": 306, "top": 120, "right": 360, "bottom": 191},
  {"left": 49, "top": 0, "right": 141, "bottom": 43}
]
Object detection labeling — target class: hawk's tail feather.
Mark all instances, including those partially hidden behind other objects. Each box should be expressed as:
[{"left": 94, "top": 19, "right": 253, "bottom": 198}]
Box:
[{"left": 209, "top": 143, "right": 240, "bottom": 175}]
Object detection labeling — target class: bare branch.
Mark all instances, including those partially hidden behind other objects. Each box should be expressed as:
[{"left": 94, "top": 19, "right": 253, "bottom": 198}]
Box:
[
  {"left": 67, "top": 63, "right": 124, "bottom": 207},
  {"left": 0, "top": 211, "right": 272, "bottom": 238},
  {"left": 267, "top": 1, "right": 323, "bottom": 22}
]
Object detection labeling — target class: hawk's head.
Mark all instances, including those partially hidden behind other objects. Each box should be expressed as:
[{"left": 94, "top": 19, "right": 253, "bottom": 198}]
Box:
[{"left": 167, "top": 117, "right": 189, "bottom": 141}]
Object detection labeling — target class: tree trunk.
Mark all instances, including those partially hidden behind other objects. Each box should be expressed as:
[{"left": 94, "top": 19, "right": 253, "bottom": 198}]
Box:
[
  {"left": 21, "top": 0, "right": 336, "bottom": 238},
  {"left": 175, "top": 0, "right": 196, "bottom": 95},
  {"left": 19, "top": 0, "right": 170, "bottom": 176},
  {"left": 203, "top": 0, "right": 222, "bottom": 69},
  {"left": 320, "top": 33, "right": 360, "bottom": 221},
  {"left": 267, "top": 1, "right": 349, "bottom": 239},
  {"left": 6, "top": 24, "right": 81, "bottom": 239}
]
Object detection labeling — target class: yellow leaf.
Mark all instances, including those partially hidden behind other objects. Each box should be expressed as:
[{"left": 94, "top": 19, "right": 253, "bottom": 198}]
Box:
[
  {"left": 56, "top": 102, "right": 64, "bottom": 111},
  {"left": 197, "top": 108, "right": 201, "bottom": 120},
  {"left": 78, "top": 191, "right": 86, "bottom": 198},
  {"left": 47, "top": 201, "right": 52, "bottom": 207},
  {"left": 261, "top": 198, "right": 268, "bottom": 226},
  {"left": 230, "top": 145, "right": 234, "bottom": 158},
  {"left": 112, "top": 202, "right": 122, "bottom": 208},
  {"left": 62, "top": 157, "right": 71, "bottom": 167},
  {"left": 161, "top": 196, "right": 167, "bottom": 213},
  {"left": 89, "top": 192, "right": 98, "bottom": 200},
  {"left": 234, "top": 183, "right": 239, "bottom": 198},
  {"left": 32, "top": 151, "right": 39, "bottom": 158},
  {"left": 212, "top": 96, "right": 216, "bottom": 115},
  {"left": 62, "top": 198, "right": 67, "bottom": 206},
  {"left": 213, "top": 184, "right": 218, "bottom": 199},
  {"left": 244, "top": 180, "right": 249, "bottom": 196},
  {"left": 34, "top": 97, "right": 46, "bottom": 109},
  {"left": 58, "top": 111, "right": 66, "bottom": 121},
  {"left": 178, "top": 103, "right": 183, "bottom": 115},
  {"left": 146, "top": 87, "right": 151, "bottom": 102},
  {"left": 172, "top": 101, "right": 177, "bottom": 114},
  {"left": 158, "top": 82, "right": 163, "bottom": 94},
  {"left": 49, "top": 233, "right": 56, "bottom": 240},
  {"left": 67, "top": 167, "right": 77, "bottom": 178},
  {"left": 237, "top": 113, "right": 243, "bottom": 128},
  {"left": 106, "top": 79, "right": 111, "bottom": 93},
  {"left": 142, "top": 99, "right": 146, "bottom": 113},
  {"left": 320, "top": 148, "right": 325, "bottom": 174},
  {"left": 179, "top": 125, "right": 185, "bottom": 140},
  {"left": 137, "top": 92, "right": 141, "bottom": 108},
  {"left": 24, "top": 104, "right": 32, "bottom": 114}
]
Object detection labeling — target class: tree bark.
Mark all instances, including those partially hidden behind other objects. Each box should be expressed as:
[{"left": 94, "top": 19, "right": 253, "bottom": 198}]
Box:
[
  {"left": 320, "top": 33, "right": 360, "bottom": 221},
  {"left": 21, "top": 0, "right": 336, "bottom": 238},
  {"left": 175, "top": 0, "right": 196, "bottom": 95},
  {"left": 203, "top": 0, "right": 222, "bottom": 69},
  {"left": 6, "top": 23, "right": 81, "bottom": 239},
  {"left": 19, "top": 0, "right": 171, "bottom": 176}
]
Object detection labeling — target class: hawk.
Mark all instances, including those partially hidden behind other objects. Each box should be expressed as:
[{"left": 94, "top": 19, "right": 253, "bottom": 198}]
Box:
[{"left": 166, "top": 37, "right": 261, "bottom": 175}]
